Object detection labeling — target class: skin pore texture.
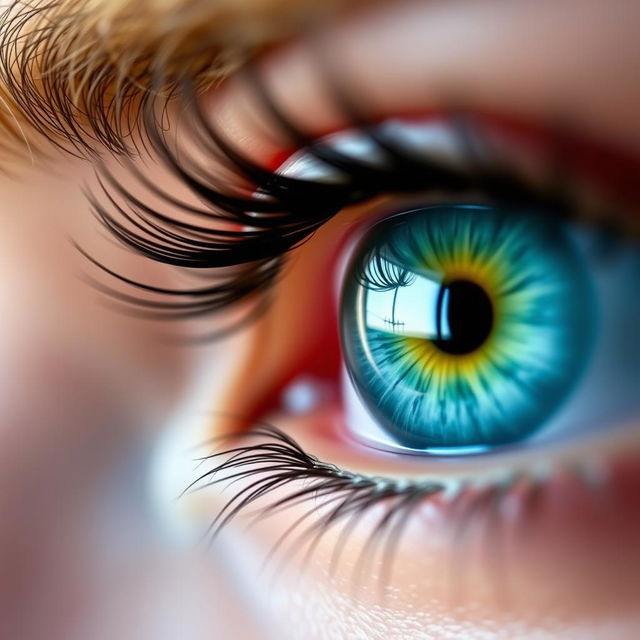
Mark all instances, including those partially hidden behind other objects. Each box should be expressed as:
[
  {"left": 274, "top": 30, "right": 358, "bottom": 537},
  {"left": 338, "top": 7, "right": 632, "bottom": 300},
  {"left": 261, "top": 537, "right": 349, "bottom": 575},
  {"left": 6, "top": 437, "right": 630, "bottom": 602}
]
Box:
[{"left": 0, "top": 0, "right": 638, "bottom": 639}]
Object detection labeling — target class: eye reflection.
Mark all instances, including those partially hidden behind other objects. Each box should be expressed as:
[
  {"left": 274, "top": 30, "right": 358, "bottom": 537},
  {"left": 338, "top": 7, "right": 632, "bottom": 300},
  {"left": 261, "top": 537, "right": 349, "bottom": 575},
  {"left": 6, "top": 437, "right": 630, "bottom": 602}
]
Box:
[
  {"left": 341, "top": 204, "right": 598, "bottom": 451},
  {"left": 360, "top": 252, "right": 496, "bottom": 353}
]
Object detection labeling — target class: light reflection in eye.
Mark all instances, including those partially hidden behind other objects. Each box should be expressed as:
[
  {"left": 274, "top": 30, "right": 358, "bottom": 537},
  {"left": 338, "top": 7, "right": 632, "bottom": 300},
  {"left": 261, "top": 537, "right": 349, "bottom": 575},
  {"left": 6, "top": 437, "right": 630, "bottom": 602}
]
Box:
[
  {"left": 340, "top": 204, "right": 608, "bottom": 453},
  {"left": 363, "top": 267, "right": 446, "bottom": 339}
]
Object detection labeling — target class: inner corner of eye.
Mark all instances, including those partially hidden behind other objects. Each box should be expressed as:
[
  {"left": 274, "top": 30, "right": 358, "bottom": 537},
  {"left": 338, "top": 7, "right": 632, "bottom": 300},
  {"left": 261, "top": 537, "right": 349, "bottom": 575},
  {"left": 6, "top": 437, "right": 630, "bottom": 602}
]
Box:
[{"left": 334, "top": 201, "right": 640, "bottom": 457}]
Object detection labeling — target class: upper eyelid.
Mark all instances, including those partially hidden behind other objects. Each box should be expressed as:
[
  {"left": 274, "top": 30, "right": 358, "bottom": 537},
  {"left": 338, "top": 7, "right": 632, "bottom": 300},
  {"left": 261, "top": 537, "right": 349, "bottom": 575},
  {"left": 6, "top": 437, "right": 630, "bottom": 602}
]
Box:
[{"left": 81, "top": 67, "right": 637, "bottom": 332}]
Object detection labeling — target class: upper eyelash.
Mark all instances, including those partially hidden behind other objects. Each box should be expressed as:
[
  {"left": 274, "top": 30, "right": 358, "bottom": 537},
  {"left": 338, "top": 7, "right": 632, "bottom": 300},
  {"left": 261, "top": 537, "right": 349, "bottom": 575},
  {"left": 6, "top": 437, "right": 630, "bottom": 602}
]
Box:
[{"left": 81, "top": 66, "right": 579, "bottom": 328}]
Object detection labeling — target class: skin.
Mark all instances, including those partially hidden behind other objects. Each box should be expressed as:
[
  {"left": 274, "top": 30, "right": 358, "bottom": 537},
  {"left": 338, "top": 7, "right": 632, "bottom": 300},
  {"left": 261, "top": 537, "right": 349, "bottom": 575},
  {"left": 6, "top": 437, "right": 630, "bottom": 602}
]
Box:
[{"left": 0, "top": 0, "right": 638, "bottom": 638}]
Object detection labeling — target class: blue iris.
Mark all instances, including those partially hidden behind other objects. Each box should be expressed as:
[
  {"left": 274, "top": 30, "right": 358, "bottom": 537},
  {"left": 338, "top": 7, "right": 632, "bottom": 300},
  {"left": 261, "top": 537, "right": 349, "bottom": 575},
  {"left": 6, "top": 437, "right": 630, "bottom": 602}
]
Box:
[{"left": 340, "top": 205, "right": 598, "bottom": 451}]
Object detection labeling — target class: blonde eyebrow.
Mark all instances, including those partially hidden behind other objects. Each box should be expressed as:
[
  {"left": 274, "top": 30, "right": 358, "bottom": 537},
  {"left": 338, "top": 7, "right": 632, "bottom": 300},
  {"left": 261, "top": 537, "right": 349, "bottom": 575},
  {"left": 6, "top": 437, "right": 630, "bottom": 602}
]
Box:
[{"left": 0, "top": 0, "right": 353, "bottom": 161}]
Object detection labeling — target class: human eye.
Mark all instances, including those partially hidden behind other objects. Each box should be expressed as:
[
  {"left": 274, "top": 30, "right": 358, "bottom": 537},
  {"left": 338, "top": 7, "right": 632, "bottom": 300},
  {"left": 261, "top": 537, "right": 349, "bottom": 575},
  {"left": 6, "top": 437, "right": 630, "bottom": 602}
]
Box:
[
  {"left": 80, "top": 1, "right": 640, "bottom": 637},
  {"left": 342, "top": 203, "right": 598, "bottom": 453}
]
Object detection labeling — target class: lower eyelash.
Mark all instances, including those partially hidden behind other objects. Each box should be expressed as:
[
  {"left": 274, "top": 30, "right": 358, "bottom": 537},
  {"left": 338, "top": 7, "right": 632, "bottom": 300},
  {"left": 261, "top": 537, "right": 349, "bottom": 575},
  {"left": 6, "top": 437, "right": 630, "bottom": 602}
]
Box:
[
  {"left": 191, "top": 424, "right": 443, "bottom": 588},
  {"left": 187, "top": 423, "right": 597, "bottom": 591}
]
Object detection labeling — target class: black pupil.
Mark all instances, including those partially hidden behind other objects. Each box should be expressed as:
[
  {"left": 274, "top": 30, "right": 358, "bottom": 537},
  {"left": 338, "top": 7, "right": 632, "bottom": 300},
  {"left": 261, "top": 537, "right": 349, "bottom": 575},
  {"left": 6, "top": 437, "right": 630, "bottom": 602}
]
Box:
[{"left": 434, "top": 279, "right": 493, "bottom": 355}]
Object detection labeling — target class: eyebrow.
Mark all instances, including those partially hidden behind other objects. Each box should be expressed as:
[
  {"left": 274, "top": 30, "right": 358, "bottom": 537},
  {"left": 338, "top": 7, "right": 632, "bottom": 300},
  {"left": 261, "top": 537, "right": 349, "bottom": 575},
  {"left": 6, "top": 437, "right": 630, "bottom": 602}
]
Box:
[{"left": 0, "top": 0, "right": 354, "bottom": 161}]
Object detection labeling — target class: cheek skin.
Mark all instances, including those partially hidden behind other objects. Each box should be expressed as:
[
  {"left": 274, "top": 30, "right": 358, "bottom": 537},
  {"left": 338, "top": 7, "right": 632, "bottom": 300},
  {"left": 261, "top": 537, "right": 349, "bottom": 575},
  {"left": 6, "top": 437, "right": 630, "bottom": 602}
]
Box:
[
  {"left": 0, "top": 157, "right": 202, "bottom": 412},
  {"left": 0, "top": 155, "right": 209, "bottom": 638},
  {"left": 214, "top": 444, "right": 640, "bottom": 640}
]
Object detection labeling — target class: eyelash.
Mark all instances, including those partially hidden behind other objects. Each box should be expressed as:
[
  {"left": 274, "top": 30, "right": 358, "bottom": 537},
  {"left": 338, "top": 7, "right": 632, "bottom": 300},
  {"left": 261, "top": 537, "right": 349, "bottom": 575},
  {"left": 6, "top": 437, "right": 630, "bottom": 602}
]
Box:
[
  {"left": 190, "top": 424, "right": 450, "bottom": 584},
  {"left": 188, "top": 423, "right": 605, "bottom": 588},
  {"left": 82, "top": 67, "right": 587, "bottom": 331}
]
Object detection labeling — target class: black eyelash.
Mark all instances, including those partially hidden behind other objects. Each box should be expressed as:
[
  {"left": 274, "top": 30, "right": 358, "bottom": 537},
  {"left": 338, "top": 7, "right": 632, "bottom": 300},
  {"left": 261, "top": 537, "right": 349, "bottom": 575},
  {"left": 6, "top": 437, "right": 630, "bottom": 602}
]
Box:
[
  {"left": 189, "top": 424, "right": 445, "bottom": 585},
  {"left": 82, "top": 64, "right": 575, "bottom": 329},
  {"left": 188, "top": 424, "right": 563, "bottom": 592},
  {"left": 355, "top": 239, "right": 417, "bottom": 292}
]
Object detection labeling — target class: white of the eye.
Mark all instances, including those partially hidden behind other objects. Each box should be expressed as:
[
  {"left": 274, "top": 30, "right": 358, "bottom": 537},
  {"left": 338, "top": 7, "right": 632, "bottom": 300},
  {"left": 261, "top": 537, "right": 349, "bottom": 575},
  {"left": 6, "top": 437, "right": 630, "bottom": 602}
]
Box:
[{"left": 343, "top": 364, "right": 395, "bottom": 449}]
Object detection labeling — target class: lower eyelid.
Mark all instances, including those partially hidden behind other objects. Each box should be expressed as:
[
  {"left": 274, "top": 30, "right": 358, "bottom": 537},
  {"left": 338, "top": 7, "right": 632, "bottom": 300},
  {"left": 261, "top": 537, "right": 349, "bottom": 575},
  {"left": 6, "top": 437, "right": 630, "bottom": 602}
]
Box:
[
  {"left": 186, "top": 412, "right": 640, "bottom": 617},
  {"left": 260, "top": 396, "right": 640, "bottom": 484}
]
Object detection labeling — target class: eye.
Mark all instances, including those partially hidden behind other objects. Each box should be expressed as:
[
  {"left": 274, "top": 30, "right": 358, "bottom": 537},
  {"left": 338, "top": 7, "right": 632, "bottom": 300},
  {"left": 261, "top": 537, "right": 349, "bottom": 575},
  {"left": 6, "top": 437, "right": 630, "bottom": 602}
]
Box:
[{"left": 341, "top": 202, "right": 639, "bottom": 454}]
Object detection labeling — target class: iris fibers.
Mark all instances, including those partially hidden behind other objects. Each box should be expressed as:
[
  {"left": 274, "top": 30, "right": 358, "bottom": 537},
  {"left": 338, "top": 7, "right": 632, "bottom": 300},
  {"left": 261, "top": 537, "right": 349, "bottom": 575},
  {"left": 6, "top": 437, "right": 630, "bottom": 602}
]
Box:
[{"left": 341, "top": 205, "right": 594, "bottom": 450}]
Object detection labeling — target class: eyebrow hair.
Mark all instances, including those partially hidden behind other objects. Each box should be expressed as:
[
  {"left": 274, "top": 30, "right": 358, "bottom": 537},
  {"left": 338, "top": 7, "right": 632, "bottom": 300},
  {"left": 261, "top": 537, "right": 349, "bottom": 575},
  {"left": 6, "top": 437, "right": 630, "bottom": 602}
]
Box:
[{"left": 0, "top": 0, "right": 354, "bottom": 162}]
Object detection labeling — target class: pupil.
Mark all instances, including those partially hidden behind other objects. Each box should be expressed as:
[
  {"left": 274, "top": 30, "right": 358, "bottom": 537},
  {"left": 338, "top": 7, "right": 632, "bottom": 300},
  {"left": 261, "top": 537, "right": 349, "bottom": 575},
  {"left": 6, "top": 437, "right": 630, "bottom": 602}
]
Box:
[{"left": 434, "top": 279, "right": 493, "bottom": 355}]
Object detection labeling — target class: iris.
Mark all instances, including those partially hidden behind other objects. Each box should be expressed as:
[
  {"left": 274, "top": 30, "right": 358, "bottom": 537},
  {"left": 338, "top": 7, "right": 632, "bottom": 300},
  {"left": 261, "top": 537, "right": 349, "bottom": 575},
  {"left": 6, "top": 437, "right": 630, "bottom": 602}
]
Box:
[{"left": 341, "top": 205, "right": 594, "bottom": 450}]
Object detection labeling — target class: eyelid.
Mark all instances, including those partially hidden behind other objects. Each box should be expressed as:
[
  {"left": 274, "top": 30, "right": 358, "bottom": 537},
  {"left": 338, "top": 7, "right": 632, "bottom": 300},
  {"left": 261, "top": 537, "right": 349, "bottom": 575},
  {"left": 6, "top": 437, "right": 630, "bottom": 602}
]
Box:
[
  {"left": 272, "top": 116, "right": 637, "bottom": 322},
  {"left": 242, "top": 413, "right": 640, "bottom": 486},
  {"left": 274, "top": 113, "right": 640, "bottom": 233},
  {"left": 188, "top": 410, "right": 640, "bottom": 562},
  {"left": 87, "top": 65, "right": 639, "bottom": 328}
]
